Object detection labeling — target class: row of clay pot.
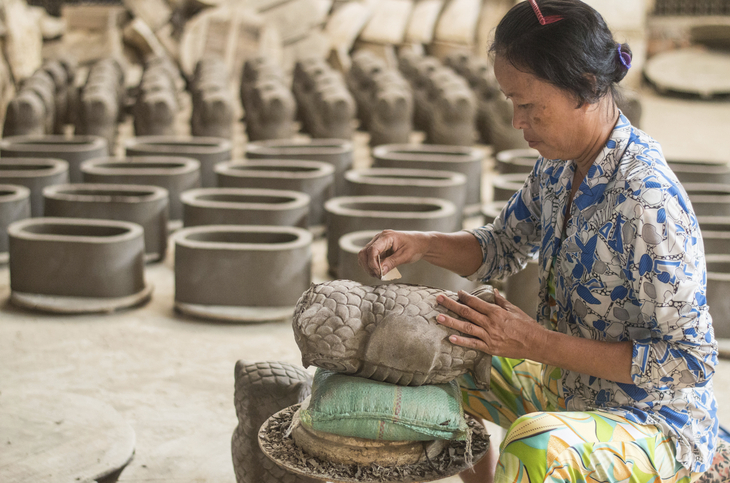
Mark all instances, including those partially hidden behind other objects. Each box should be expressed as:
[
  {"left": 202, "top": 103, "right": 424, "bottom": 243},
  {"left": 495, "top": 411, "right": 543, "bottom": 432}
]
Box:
[
  {"left": 398, "top": 52, "right": 477, "bottom": 146},
  {"left": 76, "top": 58, "right": 126, "bottom": 149},
  {"left": 240, "top": 58, "right": 297, "bottom": 142},
  {"left": 133, "top": 57, "right": 183, "bottom": 137},
  {"left": 190, "top": 57, "right": 235, "bottom": 138},
  {"left": 347, "top": 50, "right": 413, "bottom": 147},
  {"left": 292, "top": 59, "right": 356, "bottom": 141},
  {"left": 3, "top": 59, "right": 76, "bottom": 137}
]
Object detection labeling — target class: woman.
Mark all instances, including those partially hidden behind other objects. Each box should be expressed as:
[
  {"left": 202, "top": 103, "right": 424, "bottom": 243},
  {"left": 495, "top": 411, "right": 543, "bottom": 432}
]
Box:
[{"left": 358, "top": 1, "right": 718, "bottom": 481}]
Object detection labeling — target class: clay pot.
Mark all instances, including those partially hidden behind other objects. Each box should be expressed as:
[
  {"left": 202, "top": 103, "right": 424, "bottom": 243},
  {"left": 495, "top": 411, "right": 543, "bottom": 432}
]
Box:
[
  {"left": 502, "top": 258, "right": 540, "bottom": 317},
  {"left": 80, "top": 156, "right": 201, "bottom": 225},
  {"left": 173, "top": 225, "right": 312, "bottom": 322},
  {"left": 0, "top": 135, "right": 108, "bottom": 183},
  {"left": 43, "top": 184, "right": 169, "bottom": 263},
  {"left": 705, "top": 254, "right": 730, "bottom": 338},
  {"left": 125, "top": 136, "right": 232, "bottom": 188},
  {"left": 324, "top": 196, "right": 459, "bottom": 272},
  {"left": 215, "top": 160, "right": 334, "bottom": 229},
  {"left": 371, "top": 144, "right": 484, "bottom": 214},
  {"left": 344, "top": 168, "right": 467, "bottom": 217},
  {"left": 683, "top": 183, "right": 730, "bottom": 217},
  {"left": 492, "top": 173, "right": 528, "bottom": 203},
  {"left": 246, "top": 139, "right": 353, "bottom": 196},
  {"left": 181, "top": 188, "right": 310, "bottom": 228},
  {"left": 667, "top": 159, "right": 730, "bottom": 184},
  {"left": 481, "top": 201, "right": 505, "bottom": 224},
  {"left": 8, "top": 217, "right": 151, "bottom": 313},
  {"left": 338, "top": 230, "right": 478, "bottom": 291},
  {"left": 495, "top": 149, "right": 539, "bottom": 175},
  {"left": 0, "top": 185, "right": 32, "bottom": 263},
  {"left": 698, "top": 216, "right": 730, "bottom": 255},
  {"left": 0, "top": 158, "right": 69, "bottom": 216}
]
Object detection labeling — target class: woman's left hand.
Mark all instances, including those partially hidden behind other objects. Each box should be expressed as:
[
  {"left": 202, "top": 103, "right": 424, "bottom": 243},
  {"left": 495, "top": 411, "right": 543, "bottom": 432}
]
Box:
[{"left": 436, "top": 289, "right": 548, "bottom": 359}]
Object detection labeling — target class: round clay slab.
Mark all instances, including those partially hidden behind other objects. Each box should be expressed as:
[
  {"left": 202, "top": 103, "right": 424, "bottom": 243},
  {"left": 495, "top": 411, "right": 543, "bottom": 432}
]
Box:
[
  {"left": 0, "top": 390, "right": 135, "bottom": 483},
  {"left": 11, "top": 285, "right": 153, "bottom": 315},
  {"left": 259, "top": 404, "right": 489, "bottom": 483},
  {"left": 644, "top": 47, "right": 730, "bottom": 98},
  {"left": 174, "top": 301, "right": 297, "bottom": 323}
]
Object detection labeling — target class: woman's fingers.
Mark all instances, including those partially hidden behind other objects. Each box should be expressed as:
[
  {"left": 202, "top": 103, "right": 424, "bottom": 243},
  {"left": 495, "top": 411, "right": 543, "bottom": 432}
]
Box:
[
  {"left": 436, "top": 312, "right": 488, "bottom": 339},
  {"left": 357, "top": 232, "right": 393, "bottom": 278},
  {"left": 457, "top": 290, "right": 502, "bottom": 317}
]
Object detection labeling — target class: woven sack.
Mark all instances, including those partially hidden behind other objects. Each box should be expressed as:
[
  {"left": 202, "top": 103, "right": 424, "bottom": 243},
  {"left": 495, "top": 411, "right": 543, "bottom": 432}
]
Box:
[{"left": 299, "top": 368, "right": 468, "bottom": 441}]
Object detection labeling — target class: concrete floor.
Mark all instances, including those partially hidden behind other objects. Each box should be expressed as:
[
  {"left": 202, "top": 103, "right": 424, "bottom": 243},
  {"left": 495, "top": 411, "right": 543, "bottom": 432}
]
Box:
[{"left": 1, "top": 86, "right": 729, "bottom": 483}]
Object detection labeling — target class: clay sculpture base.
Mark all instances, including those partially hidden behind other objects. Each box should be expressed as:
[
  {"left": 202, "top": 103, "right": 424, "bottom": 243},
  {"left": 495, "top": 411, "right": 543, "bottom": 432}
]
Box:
[
  {"left": 11, "top": 285, "right": 153, "bottom": 315},
  {"left": 175, "top": 301, "right": 297, "bottom": 323},
  {"left": 0, "top": 185, "right": 32, "bottom": 262},
  {"left": 259, "top": 404, "right": 489, "bottom": 483},
  {"left": 0, "top": 158, "right": 69, "bottom": 217},
  {"left": 494, "top": 148, "right": 540, "bottom": 175}
]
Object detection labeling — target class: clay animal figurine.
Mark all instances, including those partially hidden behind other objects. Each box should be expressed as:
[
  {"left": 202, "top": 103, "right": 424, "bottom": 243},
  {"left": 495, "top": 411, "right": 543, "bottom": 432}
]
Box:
[
  {"left": 293, "top": 280, "right": 494, "bottom": 389},
  {"left": 231, "top": 361, "right": 315, "bottom": 483}
]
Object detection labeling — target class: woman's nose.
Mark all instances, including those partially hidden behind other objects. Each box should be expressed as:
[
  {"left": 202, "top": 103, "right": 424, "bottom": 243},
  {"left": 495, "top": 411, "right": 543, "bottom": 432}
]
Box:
[{"left": 511, "top": 105, "right": 528, "bottom": 130}]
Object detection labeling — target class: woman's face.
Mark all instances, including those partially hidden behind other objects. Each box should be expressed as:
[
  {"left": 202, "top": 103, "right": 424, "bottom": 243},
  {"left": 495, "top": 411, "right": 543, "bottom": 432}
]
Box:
[{"left": 493, "top": 54, "right": 593, "bottom": 161}]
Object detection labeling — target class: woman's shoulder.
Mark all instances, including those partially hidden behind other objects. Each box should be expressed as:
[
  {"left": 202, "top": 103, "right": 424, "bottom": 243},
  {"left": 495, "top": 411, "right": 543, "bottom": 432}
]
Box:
[{"left": 615, "top": 125, "right": 678, "bottom": 188}]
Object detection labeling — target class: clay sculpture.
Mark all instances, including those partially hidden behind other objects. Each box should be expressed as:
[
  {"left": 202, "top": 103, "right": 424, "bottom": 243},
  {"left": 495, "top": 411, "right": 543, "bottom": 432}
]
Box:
[
  {"left": 293, "top": 280, "right": 494, "bottom": 389},
  {"left": 231, "top": 361, "right": 315, "bottom": 483}
]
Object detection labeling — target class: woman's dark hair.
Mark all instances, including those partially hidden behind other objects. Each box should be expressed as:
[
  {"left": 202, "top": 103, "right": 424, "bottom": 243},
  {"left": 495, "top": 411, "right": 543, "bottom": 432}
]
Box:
[{"left": 490, "top": 0, "right": 631, "bottom": 107}]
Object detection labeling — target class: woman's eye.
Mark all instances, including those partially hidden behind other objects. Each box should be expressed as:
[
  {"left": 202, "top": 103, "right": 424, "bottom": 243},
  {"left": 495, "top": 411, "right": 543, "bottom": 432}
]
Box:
[{"left": 518, "top": 103, "right": 531, "bottom": 109}]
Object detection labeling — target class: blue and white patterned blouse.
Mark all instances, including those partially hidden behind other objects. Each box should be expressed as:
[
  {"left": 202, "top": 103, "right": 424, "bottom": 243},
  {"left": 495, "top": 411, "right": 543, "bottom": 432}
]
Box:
[{"left": 468, "top": 113, "right": 718, "bottom": 472}]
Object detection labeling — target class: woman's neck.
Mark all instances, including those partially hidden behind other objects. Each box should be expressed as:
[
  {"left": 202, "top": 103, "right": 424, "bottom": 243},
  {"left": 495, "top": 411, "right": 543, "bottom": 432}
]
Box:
[{"left": 573, "top": 99, "right": 620, "bottom": 176}]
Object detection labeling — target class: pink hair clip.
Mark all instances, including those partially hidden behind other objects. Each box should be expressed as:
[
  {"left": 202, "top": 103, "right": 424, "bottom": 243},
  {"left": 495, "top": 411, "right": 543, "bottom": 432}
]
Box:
[{"left": 528, "top": 0, "right": 563, "bottom": 25}]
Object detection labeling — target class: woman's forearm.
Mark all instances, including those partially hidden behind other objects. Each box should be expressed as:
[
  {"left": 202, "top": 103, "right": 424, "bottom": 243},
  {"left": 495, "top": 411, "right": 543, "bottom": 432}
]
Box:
[{"left": 421, "top": 231, "right": 484, "bottom": 277}]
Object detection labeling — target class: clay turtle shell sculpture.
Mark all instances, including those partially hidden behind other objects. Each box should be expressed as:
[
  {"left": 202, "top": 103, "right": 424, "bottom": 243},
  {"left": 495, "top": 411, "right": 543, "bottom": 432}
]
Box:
[{"left": 292, "top": 280, "right": 494, "bottom": 389}]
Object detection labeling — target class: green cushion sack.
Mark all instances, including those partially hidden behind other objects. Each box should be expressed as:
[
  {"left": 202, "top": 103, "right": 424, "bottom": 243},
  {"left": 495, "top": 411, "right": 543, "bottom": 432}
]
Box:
[{"left": 298, "top": 368, "right": 469, "bottom": 442}]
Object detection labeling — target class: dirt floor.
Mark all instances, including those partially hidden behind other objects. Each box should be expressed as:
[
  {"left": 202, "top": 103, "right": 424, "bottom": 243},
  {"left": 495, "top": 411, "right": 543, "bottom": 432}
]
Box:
[{"left": 1, "top": 86, "right": 729, "bottom": 483}]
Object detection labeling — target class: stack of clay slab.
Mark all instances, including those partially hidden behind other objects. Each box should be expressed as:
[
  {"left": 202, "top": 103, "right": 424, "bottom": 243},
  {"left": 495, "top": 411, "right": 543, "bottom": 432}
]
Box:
[
  {"left": 134, "top": 57, "right": 183, "bottom": 137},
  {"left": 0, "top": 159, "right": 69, "bottom": 216},
  {"left": 240, "top": 58, "right": 297, "bottom": 142},
  {"left": 246, "top": 138, "right": 353, "bottom": 196},
  {"left": 215, "top": 160, "right": 334, "bottom": 232},
  {"left": 75, "top": 58, "right": 125, "bottom": 149},
  {"left": 3, "top": 59, "right": 75, "bottom": 137},
  {"left": 0, "top": 185, "right": 31, "bottom": 264},
  {"left": 346, "top": 50, "right": 413, "bottom": 147},
  {"left": 190, "top": 57, "right": 235, "bottom": 138},
  {"left": 292, "top": 58, "right": 356, "bottom": 140},
  {"left": 372, "top": 143, "right": 483, "bottom": 216},
  {"left": 81, "top": 156, "right": 201, "bottom": 231},
  {"left": 398, "top": 52, "right": 476, "bottom": 146}
]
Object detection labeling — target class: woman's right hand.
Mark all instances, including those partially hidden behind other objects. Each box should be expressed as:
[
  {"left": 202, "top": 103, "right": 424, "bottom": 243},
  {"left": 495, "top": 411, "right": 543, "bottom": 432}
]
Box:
[{"left": 357, "top": 230, "right": 433, "bottom": 279}]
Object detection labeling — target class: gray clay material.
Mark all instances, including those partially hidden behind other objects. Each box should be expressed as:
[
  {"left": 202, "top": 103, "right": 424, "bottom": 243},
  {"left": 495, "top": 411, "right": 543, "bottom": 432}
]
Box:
[
  {"left": 0, "top": 158, "right": 69, "bottom": 217},
  {"left": 8, "top": 217, "right": 151, "bottom": 313},
  {"left": 181, "top": 188, "right": 310, "bottom": 229},
  {"left": 0, "top": 135, "right": 108, "bottom": 183},
  {"left": 0, "top": 185, "right": 32, "bottom": 263},
  {"left": 492, "top": 173, "right": 528, "bottom": 203},
  {"left": 324, "top": 195, "right": 459, "bottom": 272},
  {"left": 495, "top": 149, "right": 540, "bottom": 175},
  {"left": 371, "top": 144, "right": 483, "bottom": 213},
  {"left": 344, "top": 168, "right": 468, "bottom": 217},
  {"left": 293, "top": 280, "right": 493, "bottom": 388},
  {"left": 215, "top": 160, "right": 334, "bottom": 228},
  {"left": 705, "top": 255, "right": 730, "bottom": 338},
  {"left": 173, "top": 225, "right": 312, "bottom": 322},
  {"left": 667, "top": 159, "right": 730, "bottom": 185},
  {"left": 338, "top": 230, "right": 478, "bottom": 292},
  {"left": 683, "top": 183, "right": 730, "bottom": 217},
  {"left": 43, "top": 184, "right": 169, "bottom": 263},
  {"left": 246, "top": 139, "right": 353, "bottom": 196},
  {"left": 80, "top": 156, "right": 201, "bottom": 222},
  {"left": 125, "top": 136, "right": 232, "bottom": 188},
  {"left": 232, "top": 361, "right": 315, "bottom": 483},
  {"left": 698, "top": 216, "right": 730, "bottom": 255}
]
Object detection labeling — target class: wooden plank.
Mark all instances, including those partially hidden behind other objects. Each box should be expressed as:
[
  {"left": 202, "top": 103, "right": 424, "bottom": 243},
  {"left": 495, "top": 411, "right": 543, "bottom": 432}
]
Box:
[
  {"left": 405, "top": 0, "right": 444, "bottom": 44},
  {"left": 325, "top": 2, "right": 372, "bottom": 51},
  {"left": 476, "top": 0, "right": 512, "bottom": 52},
  {"left": 123, "top": 0, "right": 172, "bottom": 32},
  {"left": 434, "top": 0, "right": 480, "bottom": 45},
  {"left": 282, "top": 30, "right": 329, "bottom": 72},
  {"left": 359, "top": 0, "right": 414, "bottom": 45},
  {"left": 61, "top": 4, "right": 126, "bottom": 31},
  {"left": 260, "top": 0, "right": 326, "bottom": 44}
]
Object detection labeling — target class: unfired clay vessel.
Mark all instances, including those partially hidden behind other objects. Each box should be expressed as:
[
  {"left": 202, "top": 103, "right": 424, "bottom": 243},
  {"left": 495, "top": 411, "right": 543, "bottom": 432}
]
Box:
[{"left": 293, "top": 280, "right": 493, "bottom": 388}]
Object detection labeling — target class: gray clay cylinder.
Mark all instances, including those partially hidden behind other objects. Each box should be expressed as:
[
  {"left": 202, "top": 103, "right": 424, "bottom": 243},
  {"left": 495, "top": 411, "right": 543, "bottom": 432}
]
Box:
[
  {"left": 324, "top": 195, "right": 459, "bottom": 272},
  {"left": 8, "top": 217, "right": 150, "bottom": 313},
  {"left": 338, "top": 230, "right": 478, "bottom": 292},
  {"left": 181, "top": 188, "right": 310, "bottom": 229},
  {"left": 0, "top": 185, "right": 32, "bottom": 262},
  {"left": 698, "top": 216, "right": 730, "bottom": 255},
  {"left": 0, "top": 158, "right": 69, "bottom": 217},
  {"left": 0, "top": 135, "right": 108, "bottom": 183},
  {"left": 492, "top": 173, "right": 528, "bottom": 203},
  {"left": 215, "top": 160, "right": 334, "bottom": 228},
  {"left": 705, "top": 254, "right": 730, "bottom": 339},
  {"left": 502, "top": 258, "right": 540, "bottom": 318},
  {"left": 481, "top": 201, "right": 506, "bottom": 225},
  {"left": 125, "top": 136, "right": 232, "bottom": 188},
  {"left": 371, "top": 144, "right": 484, "bottom": 213},
  {"left": 667, "top": 159, "right": 730, "bottom": 185},
  {"left": 80, "top": 156, "right": 201, "bottom": 223},
  {"left": 246, "top": 139, "right": 353, "bottom": 196},
  {"left": 344, "top": 168, "right": 468, "bottom": 217},
  {"left": 495, "top": 148, "right": 540, "bottom": 175},
  {"left": 683, "top": 183, "right": 730, "bottom": 217},
  {"left": 43, "top": 183, "right": 169, "bottom": 263},
  {"left": 173, "top": 225, "right": 312, "bottom": 322}
]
